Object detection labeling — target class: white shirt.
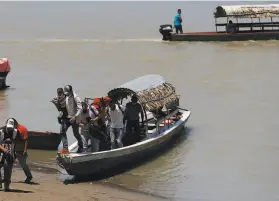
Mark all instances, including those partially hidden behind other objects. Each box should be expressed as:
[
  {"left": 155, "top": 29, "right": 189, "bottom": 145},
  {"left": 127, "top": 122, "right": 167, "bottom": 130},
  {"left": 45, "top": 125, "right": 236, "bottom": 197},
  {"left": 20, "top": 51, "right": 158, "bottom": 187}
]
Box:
[
  {"left": 108, "top": 105, "right": 125, "bottom": 128},
  {"left": 65, "top": 92, "right": 82, "bottom": 118}
]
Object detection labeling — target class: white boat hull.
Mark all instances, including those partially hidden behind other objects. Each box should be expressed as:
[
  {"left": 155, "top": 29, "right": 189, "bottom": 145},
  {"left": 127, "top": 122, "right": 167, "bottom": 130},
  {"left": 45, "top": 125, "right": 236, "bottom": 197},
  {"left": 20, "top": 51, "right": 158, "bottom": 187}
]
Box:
[{"left": 57, "top": 110, "right": 191, "bottom": 176}]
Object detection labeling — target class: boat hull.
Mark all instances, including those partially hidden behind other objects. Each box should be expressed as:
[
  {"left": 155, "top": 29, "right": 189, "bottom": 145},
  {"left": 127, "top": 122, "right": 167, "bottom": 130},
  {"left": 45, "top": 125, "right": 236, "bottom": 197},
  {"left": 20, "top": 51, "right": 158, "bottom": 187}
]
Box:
[
  {"left": 57, "top": 110, "right": 191, "bottom": 176},
  {"left": 0, "top": 72, "right": 9, "bottom": 89},
  {"left": 165, "top": 31, "right": 279, "bottom": 42},
  {"left": 28, "top": 131, "right": 61, "bottom": 150}
]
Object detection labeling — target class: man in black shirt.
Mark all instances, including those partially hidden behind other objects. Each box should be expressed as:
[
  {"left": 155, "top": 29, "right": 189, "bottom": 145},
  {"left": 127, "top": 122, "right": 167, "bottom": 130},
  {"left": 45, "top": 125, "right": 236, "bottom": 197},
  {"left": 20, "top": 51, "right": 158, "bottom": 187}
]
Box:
[{"left": 124, "top": 94, "right": 144, "bottom": 144}]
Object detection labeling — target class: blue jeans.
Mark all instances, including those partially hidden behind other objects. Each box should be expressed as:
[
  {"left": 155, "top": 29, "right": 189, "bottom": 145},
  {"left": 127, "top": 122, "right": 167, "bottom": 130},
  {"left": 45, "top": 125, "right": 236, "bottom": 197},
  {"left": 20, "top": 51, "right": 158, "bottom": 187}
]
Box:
[{"left": 110, "top": 128, "right": 124, "bottom": 149}]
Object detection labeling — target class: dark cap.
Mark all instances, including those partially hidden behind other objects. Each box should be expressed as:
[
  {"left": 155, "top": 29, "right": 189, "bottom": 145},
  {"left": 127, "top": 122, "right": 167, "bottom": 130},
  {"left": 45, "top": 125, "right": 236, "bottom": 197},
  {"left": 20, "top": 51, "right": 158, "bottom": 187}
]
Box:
[{"left": 131, "top": 94, "right": 138, "bottom": 102}]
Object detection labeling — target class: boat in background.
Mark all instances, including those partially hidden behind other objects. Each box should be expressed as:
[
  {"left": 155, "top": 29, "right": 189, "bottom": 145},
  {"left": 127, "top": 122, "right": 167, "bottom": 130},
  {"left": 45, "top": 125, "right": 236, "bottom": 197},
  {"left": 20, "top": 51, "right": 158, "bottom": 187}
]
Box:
[
  {"left": 0, "top": 58, "right": 11, "bottom": 89},
  {"left": 159, "top": 4, "right": 279, "bottom": 42},
  {"left": 28, "top": 131, "right": 61, "bottom": 150},
  {"left": 56, "top": 74, "right": 191, "bottom": 176}
]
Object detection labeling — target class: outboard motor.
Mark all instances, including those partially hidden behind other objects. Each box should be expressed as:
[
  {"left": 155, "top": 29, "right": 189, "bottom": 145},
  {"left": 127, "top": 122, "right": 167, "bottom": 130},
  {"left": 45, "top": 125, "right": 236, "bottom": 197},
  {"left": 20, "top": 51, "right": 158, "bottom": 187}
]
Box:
[{"left": 159, "top": 24, "right": 173, "bottom": 41}]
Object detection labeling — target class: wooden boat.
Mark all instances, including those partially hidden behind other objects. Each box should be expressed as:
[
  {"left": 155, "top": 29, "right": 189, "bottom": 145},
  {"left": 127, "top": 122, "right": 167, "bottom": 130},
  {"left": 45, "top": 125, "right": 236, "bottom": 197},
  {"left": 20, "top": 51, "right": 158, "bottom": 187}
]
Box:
[
  {"left": 56, "top": 74, "right": 191, "bottom": 176},
  {"left": 0, "top": 58, "right": 10, "bottom": 89},
  {"left": 159, "top": 4, "right": 279, "bottom": 42},
  {"left": 28, "top": 131, "right": 61, "bottom": 150}
]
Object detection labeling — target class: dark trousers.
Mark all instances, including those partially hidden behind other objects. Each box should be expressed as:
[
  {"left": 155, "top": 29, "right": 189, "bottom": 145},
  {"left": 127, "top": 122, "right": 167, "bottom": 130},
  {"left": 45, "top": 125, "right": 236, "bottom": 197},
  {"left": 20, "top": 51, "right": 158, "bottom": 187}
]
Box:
[
  {"left": 0, "top": 163, "right": 13, "bottom": 190},
  {"left": 174, "top": 25, "right": 183, "bottom": 34},
  {"left": 16, "top": 152, "right": 32, "bottom": 179},
  {"left": 60, "top": 119, "right": 83, "bottom": 150},
  {"left": 89, "top": 123, "right": 110, "bottom": 151},
  {"left": 126, "top": 120, "right": 141, "bottom": 144}
]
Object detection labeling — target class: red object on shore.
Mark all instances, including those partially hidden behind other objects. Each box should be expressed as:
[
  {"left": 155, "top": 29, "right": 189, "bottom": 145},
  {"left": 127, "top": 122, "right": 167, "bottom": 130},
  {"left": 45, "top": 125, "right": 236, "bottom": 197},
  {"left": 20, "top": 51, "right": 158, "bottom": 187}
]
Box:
[{"left": 0, "top": 58, "right": 11, "bottom": 73}]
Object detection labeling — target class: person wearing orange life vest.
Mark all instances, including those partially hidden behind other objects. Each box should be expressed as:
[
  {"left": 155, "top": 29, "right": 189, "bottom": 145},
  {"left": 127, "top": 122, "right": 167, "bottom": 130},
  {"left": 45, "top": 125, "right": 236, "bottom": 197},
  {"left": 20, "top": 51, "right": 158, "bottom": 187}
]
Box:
[{"left": 12, "top": 119, "right": 33, "bottom": 184}]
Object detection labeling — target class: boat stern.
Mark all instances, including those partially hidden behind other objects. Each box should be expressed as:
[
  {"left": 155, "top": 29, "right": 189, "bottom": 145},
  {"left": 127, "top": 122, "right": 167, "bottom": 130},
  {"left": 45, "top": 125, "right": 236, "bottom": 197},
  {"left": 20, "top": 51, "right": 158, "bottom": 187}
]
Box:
[{"left": 159, "top": 24, "right": 173, "bottom": 41}]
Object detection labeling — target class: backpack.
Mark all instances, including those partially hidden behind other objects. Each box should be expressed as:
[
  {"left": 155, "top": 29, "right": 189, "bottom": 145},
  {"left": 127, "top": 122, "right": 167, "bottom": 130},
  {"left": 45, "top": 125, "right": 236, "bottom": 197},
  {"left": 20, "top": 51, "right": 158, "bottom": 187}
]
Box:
[{"left": 0, "top": 129, "right": 15, "bottom": 166}]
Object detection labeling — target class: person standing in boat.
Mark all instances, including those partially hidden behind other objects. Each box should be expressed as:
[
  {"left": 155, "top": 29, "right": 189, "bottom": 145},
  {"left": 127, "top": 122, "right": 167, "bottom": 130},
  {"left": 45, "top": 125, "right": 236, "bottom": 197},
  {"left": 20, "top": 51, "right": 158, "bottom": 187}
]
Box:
[
  {"left": 124, "top": 94, "right": 144, "bottom": 144},
  {"left": 174, "top": 9, "right": 183, "bottom": 34},
  {"left": 79, "top": 102, "right": 100, "bottom": 152},
  {"left": 92, "top": 97, "right": 111, "bottom": 150},
  {"left": 60, "top": 85, "right": 84, "bottom": 154},
  {"left": 108, "top": 100, "right": 125, "bottom": 149},
  {"left": 227, "top": 20, "right": 237, "bottom": 34},
  {"left": 51, "top": 87, "right": 68, "bottom": 125}
]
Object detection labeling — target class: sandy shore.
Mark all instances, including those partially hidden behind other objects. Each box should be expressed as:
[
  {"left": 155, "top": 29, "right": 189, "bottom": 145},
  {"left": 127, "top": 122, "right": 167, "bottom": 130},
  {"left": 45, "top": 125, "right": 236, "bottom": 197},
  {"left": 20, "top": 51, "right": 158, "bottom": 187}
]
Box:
[{"left": 0, "top": 165, "right": 168, "bottom": 201}]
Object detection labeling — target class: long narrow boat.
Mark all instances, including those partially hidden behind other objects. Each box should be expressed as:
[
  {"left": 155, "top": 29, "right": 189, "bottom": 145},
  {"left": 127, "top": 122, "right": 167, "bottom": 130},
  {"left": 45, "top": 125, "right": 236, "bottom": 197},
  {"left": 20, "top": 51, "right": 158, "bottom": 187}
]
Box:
[
  {"left": 56, "top": 74, "right": 191, "bottom": 176},
  {"left": 28, "top": 131, "right": 61, "bottom": 150},
  {"left": 159, "top": 4, "right": 279, "bottom": 42}
]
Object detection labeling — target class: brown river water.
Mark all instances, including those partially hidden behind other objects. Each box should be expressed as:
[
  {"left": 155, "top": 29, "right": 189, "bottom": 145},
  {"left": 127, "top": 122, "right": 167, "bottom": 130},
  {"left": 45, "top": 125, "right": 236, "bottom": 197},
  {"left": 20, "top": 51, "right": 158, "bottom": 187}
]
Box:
[{"left": 0, "top": 1, "right": 279, "bottom": 201}]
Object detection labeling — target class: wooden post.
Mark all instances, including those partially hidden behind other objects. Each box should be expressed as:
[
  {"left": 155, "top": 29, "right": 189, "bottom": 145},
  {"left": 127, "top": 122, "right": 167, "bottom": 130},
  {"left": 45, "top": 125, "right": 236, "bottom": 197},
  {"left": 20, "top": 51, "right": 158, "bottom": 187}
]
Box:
[
  {"left": 140, "top": 104, "right": 148, "bottom": 136},
  {"left": 271, "top": 17, "right": 273, "bottom": 30},
  {"left": 215, "top": 17, "right": 218, "bottom": 32},
  {"left": 236, "top": 17, "right": 239, "bottom": 33},
  {"left": 259, "top": 17, "right": 263, "bottom": 31},
  {"left": 226, "top": 17, "right": 229, "bottom": 33}
]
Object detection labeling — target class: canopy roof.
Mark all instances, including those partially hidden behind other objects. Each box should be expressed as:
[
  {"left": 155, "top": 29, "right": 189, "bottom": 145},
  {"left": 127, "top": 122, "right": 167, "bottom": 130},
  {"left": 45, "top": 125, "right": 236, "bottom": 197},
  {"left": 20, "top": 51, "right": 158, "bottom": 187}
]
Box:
[
  {"left": 107, "top": 74, "right": 179, "bottom": 111},
  {"left": 214, "top": 4, "right": 279, "bottom": 18}
]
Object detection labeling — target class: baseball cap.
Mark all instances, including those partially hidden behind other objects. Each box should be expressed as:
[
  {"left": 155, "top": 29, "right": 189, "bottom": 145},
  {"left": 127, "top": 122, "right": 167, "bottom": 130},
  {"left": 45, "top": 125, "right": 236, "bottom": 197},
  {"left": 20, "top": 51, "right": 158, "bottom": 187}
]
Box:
[{"left": 6, "top": 118, "right": 15, "bottom": 128}]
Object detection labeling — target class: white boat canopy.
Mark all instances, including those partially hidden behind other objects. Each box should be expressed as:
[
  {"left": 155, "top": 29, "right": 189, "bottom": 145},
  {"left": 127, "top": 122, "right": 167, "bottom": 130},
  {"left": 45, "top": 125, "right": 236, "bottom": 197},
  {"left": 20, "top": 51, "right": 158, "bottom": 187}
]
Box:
[
  {"left": 107, "top": 74, "right": 179, "bottom": 112},
  {"left": 214, "top": 4, "right": 279, "bottom": 18}
]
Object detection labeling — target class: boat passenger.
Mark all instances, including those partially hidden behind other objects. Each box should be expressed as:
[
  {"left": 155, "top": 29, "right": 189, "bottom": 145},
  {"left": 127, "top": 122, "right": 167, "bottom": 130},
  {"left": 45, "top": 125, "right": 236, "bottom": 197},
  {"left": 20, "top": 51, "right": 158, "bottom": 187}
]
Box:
[
  {"left": 90, "top": 97, "right": 111, "bottom": 150},
  {"left": 93, "top": 97, "right": 110, "bottom": 137},
  {"left": 60, "top": 85, "right": 84, "bottom": 154},
  {"left": 79, "top": 102, "right": 100, "bottom": 152},
  {"left": 152, "top": 106, "right": 168, "bottom": 119},
  {"left": 174, "top": 9, "right": 183, "bottom": 34},
  {"left": 108, "top": 100, "right": 125, "bottom": 149},
  {"left": 124, "top": 94, "right": 144, "bottom": 144},
  {"left": 51, "top": 88, "right": 68, "bottom": 125},
  {"left": 0, "top": 119, "right": 19, "bottom": 191},
  {"left": 227, "top": 20, "right": 237, "bottom": 34}
]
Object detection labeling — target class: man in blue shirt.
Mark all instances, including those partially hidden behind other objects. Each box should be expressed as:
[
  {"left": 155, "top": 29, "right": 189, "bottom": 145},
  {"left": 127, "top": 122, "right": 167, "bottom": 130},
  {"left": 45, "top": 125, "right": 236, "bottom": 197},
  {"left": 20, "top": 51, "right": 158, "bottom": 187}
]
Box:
[{"left": 174, "top": 9, "right": 183, "bottom": 34}]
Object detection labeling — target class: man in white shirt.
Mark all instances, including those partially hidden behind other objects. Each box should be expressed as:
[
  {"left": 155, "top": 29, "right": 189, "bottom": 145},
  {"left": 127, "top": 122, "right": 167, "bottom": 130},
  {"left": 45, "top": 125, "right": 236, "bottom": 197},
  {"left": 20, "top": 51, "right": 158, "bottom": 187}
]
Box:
[
  {"left": 108, "top": 100, "right": 125, "bottom": 149},
  {"left": 61, "top": 85, "right": 84, "bottom": 154}
]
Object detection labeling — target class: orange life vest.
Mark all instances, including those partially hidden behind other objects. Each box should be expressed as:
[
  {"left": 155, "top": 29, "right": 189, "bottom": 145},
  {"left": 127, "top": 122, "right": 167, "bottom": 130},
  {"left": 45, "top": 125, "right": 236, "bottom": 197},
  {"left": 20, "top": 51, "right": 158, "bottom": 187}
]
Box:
[
  {"left": 92, "top": 96, "right": 111, "bottom": 109},
  {"left": 17, "top": 123, "right": 28, "bottom": 140}
]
